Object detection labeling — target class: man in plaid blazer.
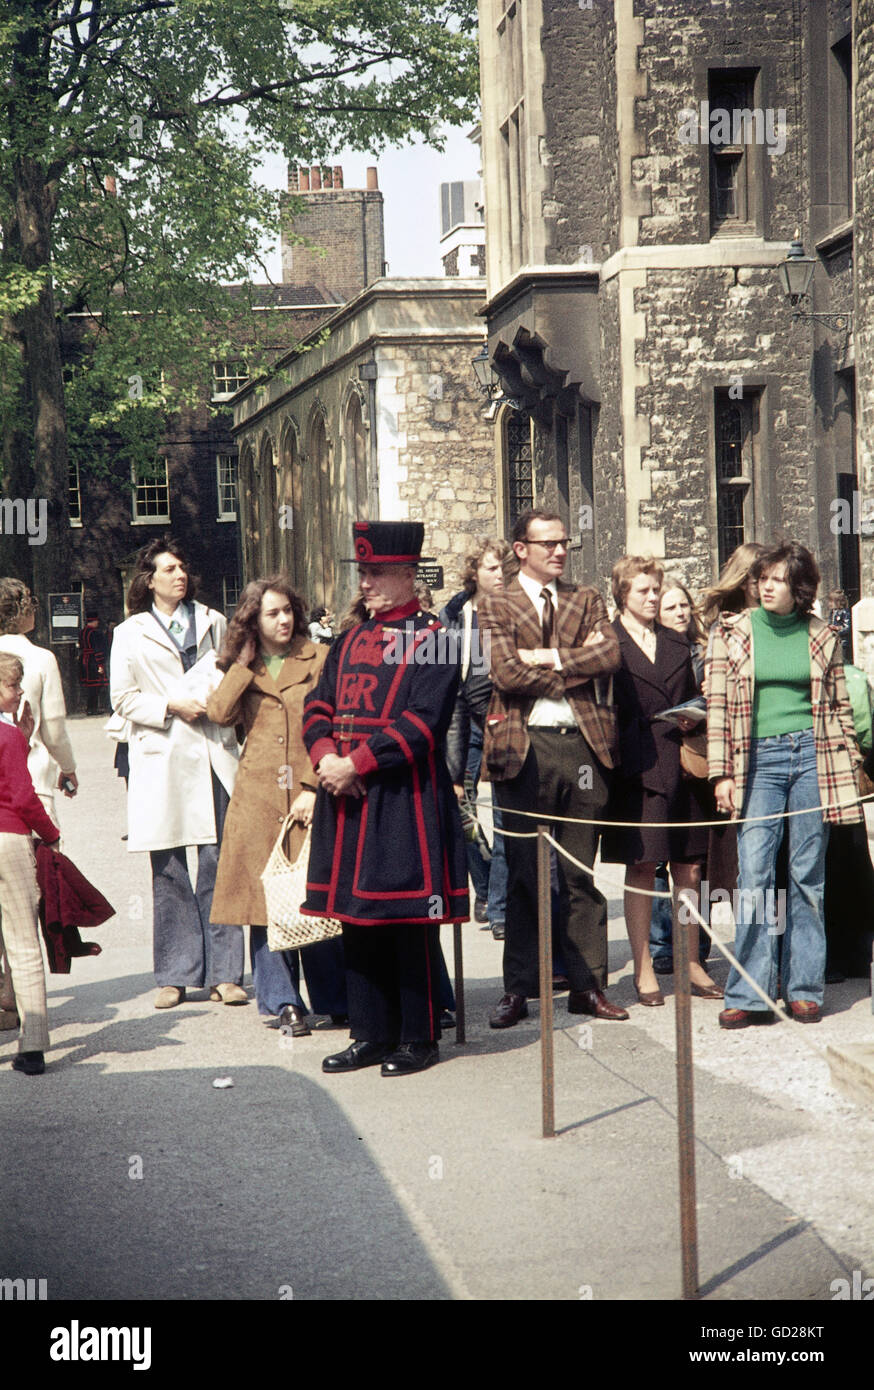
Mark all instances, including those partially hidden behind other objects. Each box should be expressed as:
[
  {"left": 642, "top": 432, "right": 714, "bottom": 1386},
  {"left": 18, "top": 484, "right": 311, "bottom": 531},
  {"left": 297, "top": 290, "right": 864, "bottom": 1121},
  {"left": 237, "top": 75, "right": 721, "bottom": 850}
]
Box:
[{"left": 478, "top": 509, "right": 626, "bottom": 1027}]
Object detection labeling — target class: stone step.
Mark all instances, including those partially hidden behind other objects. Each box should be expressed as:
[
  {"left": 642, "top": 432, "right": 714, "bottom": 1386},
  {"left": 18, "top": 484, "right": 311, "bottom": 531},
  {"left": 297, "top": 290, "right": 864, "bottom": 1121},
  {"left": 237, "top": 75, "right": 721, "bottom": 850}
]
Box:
[{"left": 826, "top": 1042, "right": 874, "bottom": 1109}]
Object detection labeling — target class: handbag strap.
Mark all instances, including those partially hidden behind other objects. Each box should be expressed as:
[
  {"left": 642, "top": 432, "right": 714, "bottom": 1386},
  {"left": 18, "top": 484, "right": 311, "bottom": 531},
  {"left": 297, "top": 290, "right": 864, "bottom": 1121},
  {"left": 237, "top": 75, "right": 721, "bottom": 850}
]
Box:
[{"left": 272, "top": 813, "right": 310, "bottom": 859}]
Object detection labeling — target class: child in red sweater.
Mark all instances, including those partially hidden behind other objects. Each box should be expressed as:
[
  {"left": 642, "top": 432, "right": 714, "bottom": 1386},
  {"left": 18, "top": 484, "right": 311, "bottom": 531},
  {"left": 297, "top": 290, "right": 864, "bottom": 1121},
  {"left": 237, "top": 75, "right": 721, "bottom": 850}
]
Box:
[{"left": 0, "top": 653, "right": 60, "bottom": 1074}]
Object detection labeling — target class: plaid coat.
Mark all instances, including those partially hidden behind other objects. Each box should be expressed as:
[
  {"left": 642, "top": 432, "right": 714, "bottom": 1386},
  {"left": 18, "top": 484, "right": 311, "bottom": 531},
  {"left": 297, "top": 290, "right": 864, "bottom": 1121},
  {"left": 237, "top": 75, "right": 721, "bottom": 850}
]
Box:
[
  {"left": 478, "top": 578, "right": 620, "bottom": 782},
  {"left": 707, "top": 610, "right": 862, "bottom": 825}
]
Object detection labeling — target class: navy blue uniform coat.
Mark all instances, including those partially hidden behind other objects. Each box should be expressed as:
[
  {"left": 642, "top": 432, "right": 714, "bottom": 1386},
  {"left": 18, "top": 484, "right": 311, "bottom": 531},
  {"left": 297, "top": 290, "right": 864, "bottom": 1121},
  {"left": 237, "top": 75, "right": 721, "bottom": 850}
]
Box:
[{"left": 302, "top": 600, "right": 470, "bottom": 926}]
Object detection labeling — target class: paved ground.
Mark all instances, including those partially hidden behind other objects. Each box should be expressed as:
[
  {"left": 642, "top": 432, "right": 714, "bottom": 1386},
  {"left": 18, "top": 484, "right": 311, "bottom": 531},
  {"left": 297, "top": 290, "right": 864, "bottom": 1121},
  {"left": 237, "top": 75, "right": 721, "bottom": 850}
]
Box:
[{"left": 3, "top": 716, "right": 874, "bottom": 1307}]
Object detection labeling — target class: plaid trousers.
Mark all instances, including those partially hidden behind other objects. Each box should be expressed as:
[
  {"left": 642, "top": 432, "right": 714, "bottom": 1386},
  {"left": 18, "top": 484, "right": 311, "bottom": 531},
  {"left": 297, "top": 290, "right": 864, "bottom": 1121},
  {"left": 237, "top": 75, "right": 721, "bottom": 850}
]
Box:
[{"left": 0, "top": 833, "right": 48, "bottom": 1053}]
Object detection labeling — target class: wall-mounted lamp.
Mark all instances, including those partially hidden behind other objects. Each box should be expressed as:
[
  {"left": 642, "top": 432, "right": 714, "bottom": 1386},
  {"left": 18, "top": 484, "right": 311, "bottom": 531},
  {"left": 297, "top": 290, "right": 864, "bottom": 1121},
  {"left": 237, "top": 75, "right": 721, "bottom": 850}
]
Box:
[
  {"left": 471, "top": 342, "right": 524, "bottom": 417},
  {"left": 777, "top": 235, "right": 852, "bottom": 331}
]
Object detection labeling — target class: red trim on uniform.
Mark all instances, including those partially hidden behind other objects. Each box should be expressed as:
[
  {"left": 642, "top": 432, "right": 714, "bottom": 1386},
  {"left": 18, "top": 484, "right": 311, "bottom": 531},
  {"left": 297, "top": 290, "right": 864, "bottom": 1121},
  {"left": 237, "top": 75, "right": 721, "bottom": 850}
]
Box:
[
  {"left": 379, "top": 625, "right": 433, "bottom": 718},
  {"left": 307, "top": 699, "right": 334, "bottom": 715},
  {"left": 404, "top": 709, "right": 434, "bottom": 750},
  {"left": 385, "top": 726, "right": 415, "bottom": 765},
  {"left": 349, "top": 741, "right": 379, "bottom": 776},
  {"left": 378, "top": 597, "right": 420, "bottom": 623},
  {"left": 309, "top": 737, "right": 338, "bottom": 768}
]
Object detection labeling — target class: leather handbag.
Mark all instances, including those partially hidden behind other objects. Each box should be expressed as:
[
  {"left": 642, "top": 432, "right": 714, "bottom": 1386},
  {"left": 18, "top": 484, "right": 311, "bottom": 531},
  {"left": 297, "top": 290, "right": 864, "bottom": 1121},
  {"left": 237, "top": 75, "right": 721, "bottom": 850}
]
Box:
[
  {"left": 679, "top": 730, "right": 709, "bottom": 781},
  {"left": 262, "top": 818, "right": 342, "bottom": 951}
]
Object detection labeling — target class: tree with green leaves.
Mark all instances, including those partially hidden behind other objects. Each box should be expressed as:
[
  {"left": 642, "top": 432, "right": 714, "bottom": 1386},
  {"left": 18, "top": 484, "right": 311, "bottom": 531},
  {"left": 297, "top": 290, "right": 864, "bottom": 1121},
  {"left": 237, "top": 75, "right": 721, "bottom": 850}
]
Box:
[{"left": 0, "top": 0, "right": 479, "bottom": 624}]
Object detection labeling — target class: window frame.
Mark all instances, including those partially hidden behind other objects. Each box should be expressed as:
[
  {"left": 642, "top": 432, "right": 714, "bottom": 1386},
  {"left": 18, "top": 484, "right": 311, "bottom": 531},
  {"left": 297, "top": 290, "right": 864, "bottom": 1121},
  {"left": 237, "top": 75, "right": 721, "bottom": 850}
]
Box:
[
  {"left": 131, "top": 457, "right": 171, "bottom": 525},
  {"left": 211, "top": 360, "right": 249, "bottom": 401},
  {"left": 216, "top": 452, "right": 238, "bottom": 522}
]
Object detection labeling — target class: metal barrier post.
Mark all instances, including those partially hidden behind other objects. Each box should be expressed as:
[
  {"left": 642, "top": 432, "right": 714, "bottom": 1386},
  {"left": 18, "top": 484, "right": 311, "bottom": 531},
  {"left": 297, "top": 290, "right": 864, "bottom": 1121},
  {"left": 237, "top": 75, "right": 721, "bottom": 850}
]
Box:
[
  {"left": 453, "top": 922, "right": 465, "bottom": 1044},
  {"left": 674, "top": 888, "right": 699, "bottom": 1299},
  {"left": 537, "top": 824, "right": 555, "bottom": 1138}
]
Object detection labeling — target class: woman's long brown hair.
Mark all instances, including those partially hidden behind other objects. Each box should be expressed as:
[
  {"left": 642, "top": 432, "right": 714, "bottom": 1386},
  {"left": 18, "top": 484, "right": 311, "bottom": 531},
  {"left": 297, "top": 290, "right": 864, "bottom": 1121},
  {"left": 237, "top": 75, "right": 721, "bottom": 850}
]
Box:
[{"left": 217, "top": 576, "right": 307, "bottom": 670}]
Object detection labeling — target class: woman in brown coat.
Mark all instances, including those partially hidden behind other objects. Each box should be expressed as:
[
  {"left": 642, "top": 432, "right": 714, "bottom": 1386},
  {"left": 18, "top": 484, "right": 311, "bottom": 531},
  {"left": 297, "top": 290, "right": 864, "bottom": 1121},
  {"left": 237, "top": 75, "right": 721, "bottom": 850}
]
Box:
[{"left": 208, "top": 577, "right": 346, "bottom": 1034}]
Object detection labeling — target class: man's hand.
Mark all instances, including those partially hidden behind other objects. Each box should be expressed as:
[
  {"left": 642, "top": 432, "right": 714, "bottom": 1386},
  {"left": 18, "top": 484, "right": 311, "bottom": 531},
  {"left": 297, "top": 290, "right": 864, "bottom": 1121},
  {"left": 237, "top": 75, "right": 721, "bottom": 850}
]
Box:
[
  {"left": 58, "top": 771, "right": 79, "bottom": 798},
  {"left": 518, "top": 648, "right": 556, "bottom": 667},
  {"left": 167, "top": 695, "right": 207, "bottom": 723},
  {"left": 317, "top": 754, "right": 366, "bottom": 798}
]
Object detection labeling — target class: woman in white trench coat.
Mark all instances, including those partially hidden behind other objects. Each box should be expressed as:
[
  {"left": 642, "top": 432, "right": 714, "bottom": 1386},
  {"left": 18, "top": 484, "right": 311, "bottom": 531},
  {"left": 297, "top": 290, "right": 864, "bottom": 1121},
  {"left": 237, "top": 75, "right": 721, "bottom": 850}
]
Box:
[{"left": 110, "top": 538, "right": 245, "bottom": 1009}]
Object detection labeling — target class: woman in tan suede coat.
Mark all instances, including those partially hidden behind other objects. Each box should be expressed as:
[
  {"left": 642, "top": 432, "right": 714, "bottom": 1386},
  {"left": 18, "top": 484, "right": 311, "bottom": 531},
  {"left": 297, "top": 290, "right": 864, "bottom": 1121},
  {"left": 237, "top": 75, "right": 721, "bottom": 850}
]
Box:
[{"left": 207, "top": 576, "right": 346, "bottom": 1033}]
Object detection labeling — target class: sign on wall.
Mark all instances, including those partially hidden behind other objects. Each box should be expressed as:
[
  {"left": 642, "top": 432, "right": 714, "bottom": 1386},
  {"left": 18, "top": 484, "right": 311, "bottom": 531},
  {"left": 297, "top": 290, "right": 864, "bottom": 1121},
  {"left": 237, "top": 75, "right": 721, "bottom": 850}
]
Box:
[{"left": 48, "top": 592, "right": 83, "bottom": 645}]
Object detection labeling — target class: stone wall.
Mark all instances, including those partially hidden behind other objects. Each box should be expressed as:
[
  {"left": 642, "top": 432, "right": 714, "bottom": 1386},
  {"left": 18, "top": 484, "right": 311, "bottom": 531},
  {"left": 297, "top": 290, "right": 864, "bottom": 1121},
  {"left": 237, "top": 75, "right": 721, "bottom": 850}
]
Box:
[
  {"left": 394, "top": 340, "right": 498, "bottom": 600},
  {"left": 540, "top": 0, "right": 605, "bottom": 264},
  {"left": 856, "top": 0, "right": 874, "bottom": 599}
]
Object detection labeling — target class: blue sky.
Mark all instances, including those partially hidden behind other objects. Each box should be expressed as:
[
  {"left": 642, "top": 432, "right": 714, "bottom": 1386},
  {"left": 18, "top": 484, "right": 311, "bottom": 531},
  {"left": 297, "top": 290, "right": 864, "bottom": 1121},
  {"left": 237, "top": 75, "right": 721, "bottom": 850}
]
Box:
[{"left": 256, "top": 125, "right": 481, "bottom": 280}]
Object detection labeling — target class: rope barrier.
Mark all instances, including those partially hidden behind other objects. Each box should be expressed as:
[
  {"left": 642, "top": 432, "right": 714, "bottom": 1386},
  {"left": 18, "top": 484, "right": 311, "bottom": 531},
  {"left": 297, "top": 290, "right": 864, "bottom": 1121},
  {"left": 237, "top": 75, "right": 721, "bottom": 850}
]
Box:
[
  {"left": 471, "top": 789, "right": 874, "bottom": 830},
  {"left": 539, "top": 830, "right": 828, "bottom": 1059}
]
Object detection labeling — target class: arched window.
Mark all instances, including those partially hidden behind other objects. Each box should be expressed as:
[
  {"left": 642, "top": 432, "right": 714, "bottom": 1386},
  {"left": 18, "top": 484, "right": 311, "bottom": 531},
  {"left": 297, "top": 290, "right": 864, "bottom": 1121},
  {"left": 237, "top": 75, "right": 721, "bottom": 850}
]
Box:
[
  {"left": 237, "top": 443, "right": 259, "bottom": 582},
  {"left": 279, "top": 422, "right": 305, "bottom": 593},
  {"left": 502, "top": 407, "right": 534, "bottom": 532},
  {"left": 305, "top": 411, "right": 334, "bottom": 608},
  {"left": 345, "top": 392, "right": 369, "bottom": 518},
  {"left": 259, "top": 435, "right": 278, "bottom": 575}
]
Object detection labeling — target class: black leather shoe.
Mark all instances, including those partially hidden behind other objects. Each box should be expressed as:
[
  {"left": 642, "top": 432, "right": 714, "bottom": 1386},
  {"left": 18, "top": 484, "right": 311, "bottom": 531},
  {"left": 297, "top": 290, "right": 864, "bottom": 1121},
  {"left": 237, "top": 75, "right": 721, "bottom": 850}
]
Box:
[
  {"left": 381, "top": 1042, "right": 439, "bottom": 1076},
  {"left": 439, "top": 1010, "right": 456, "bottom": 1029},
  {"left": 567, "top": 989, "right": 629, "bottom": 1021},
  {"left": 279, "top": 1005, "right": 311, "bottom": 1037},
  {"left": 489, "top": 993, "right": 529, "bottom": 1028},
  {"left": 491, "top": 922, "right": 505, "bottom": 940},
  {"left": 474, "top": 898, "right": 488, "bottom": 923},
  {"left": 12, "top": 1050, "right": 45, "bottom": 1075},
  {"left": 322, "top": 1041, "right": 393, "bottom": 1072}
]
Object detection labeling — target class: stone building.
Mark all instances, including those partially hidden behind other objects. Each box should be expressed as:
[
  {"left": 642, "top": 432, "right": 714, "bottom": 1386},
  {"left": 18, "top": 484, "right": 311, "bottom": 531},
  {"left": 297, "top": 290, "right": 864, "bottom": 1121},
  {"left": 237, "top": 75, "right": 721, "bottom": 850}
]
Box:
[
  {"left": 231, "top": 277, "right": 495, "bottom": 614},
  {"left": 477, "top": 0, "right": 860, "bottom": 606}
]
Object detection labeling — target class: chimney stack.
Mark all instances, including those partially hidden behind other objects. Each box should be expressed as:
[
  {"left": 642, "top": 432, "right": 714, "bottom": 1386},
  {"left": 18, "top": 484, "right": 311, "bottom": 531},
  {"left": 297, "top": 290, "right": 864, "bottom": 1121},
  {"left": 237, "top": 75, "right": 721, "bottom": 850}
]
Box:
[
  {"left": 366, "top": 167, "right": 378, "bottom": 190},
  {"left": 310, "top": 166, "right": 322, "bottom": 190},
  {"left": 333, "top": 166, "right": 344, "bottom": 188}
]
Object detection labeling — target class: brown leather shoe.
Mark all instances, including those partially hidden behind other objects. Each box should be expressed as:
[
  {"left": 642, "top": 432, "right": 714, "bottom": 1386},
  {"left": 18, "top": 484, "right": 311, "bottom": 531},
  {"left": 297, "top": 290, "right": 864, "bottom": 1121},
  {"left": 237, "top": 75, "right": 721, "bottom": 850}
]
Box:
[
  {"left": 718, "top": 1007, "right": 777, "bottom": 1029},
  {"left": 568, "top": 989, "right": 629, "bottom": 1020},
  {"left": 789, "top": 1000, "right": 821, "bottom": 1023},
  {"left": 690, "top": 982, "right": 724, "bottom": 999},
  {"left": 489, "top": 993, "right": 529, "bottom": 1028},
  {"left": 634, "top": 984, "right": 665, "bottom": 1007}
]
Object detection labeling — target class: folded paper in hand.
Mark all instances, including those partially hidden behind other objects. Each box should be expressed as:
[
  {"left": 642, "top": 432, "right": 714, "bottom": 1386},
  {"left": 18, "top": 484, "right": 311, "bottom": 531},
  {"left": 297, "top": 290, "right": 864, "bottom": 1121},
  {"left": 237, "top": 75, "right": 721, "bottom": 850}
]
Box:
[
  {"left": 653, "top": 696, "right": 706, "bottom": 728},
  {"left": 170, "top": 651, "right": 222, "bottom": 706}
]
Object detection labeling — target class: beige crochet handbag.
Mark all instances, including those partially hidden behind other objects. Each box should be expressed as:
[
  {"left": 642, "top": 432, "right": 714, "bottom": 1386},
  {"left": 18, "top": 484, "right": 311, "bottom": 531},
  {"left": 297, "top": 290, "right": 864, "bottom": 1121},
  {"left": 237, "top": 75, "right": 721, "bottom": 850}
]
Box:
[{"left": 262, "top": 816, "right": 342, "bottom": 951}]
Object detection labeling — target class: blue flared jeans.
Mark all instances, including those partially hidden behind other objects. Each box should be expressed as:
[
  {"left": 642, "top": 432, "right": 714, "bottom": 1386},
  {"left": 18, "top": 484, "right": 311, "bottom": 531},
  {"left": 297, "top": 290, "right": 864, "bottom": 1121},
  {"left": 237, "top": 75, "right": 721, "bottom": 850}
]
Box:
[{"left": 725, "top": 729, "right": 828, "bottom": 1011}]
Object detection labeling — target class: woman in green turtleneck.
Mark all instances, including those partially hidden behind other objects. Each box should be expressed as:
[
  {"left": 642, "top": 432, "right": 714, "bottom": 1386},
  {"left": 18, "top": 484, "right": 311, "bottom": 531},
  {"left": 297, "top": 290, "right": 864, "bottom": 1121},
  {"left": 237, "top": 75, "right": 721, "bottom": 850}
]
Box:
[{"left": 707, "top": 541, "right": 863, "bottom": 1029}]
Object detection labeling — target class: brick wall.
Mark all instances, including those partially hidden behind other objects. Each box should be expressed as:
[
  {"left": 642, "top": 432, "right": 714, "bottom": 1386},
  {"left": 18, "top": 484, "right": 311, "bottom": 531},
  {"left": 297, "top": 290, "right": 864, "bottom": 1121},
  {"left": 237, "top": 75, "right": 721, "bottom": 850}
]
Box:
[{"left": 280, "top": 189, "right": 385, "bottom": 300}]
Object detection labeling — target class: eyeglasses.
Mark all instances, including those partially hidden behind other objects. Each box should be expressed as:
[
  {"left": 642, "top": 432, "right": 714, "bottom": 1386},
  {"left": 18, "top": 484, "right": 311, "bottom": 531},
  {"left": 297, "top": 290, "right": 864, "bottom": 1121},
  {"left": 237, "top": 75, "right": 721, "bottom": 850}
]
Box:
[{"left": 523, "top": 537, "right": 570, "bottom": 553}]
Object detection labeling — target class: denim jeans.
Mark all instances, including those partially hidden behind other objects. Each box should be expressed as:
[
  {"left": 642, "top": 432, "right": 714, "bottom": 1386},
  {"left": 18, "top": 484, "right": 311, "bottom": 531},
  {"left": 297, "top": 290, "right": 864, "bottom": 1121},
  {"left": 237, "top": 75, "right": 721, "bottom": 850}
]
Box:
[
  {"left": 151, "top": 772, "right": 245, "bottom": 988},
  {"left": 249, "top": 928, "right": 347, "bottom": 1017},
  {"left": 487, "top": 795, "right": 508, "bottom": 928},
  {"left": 725, "top": 729, "right": 828, "bottom": 1010}
]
